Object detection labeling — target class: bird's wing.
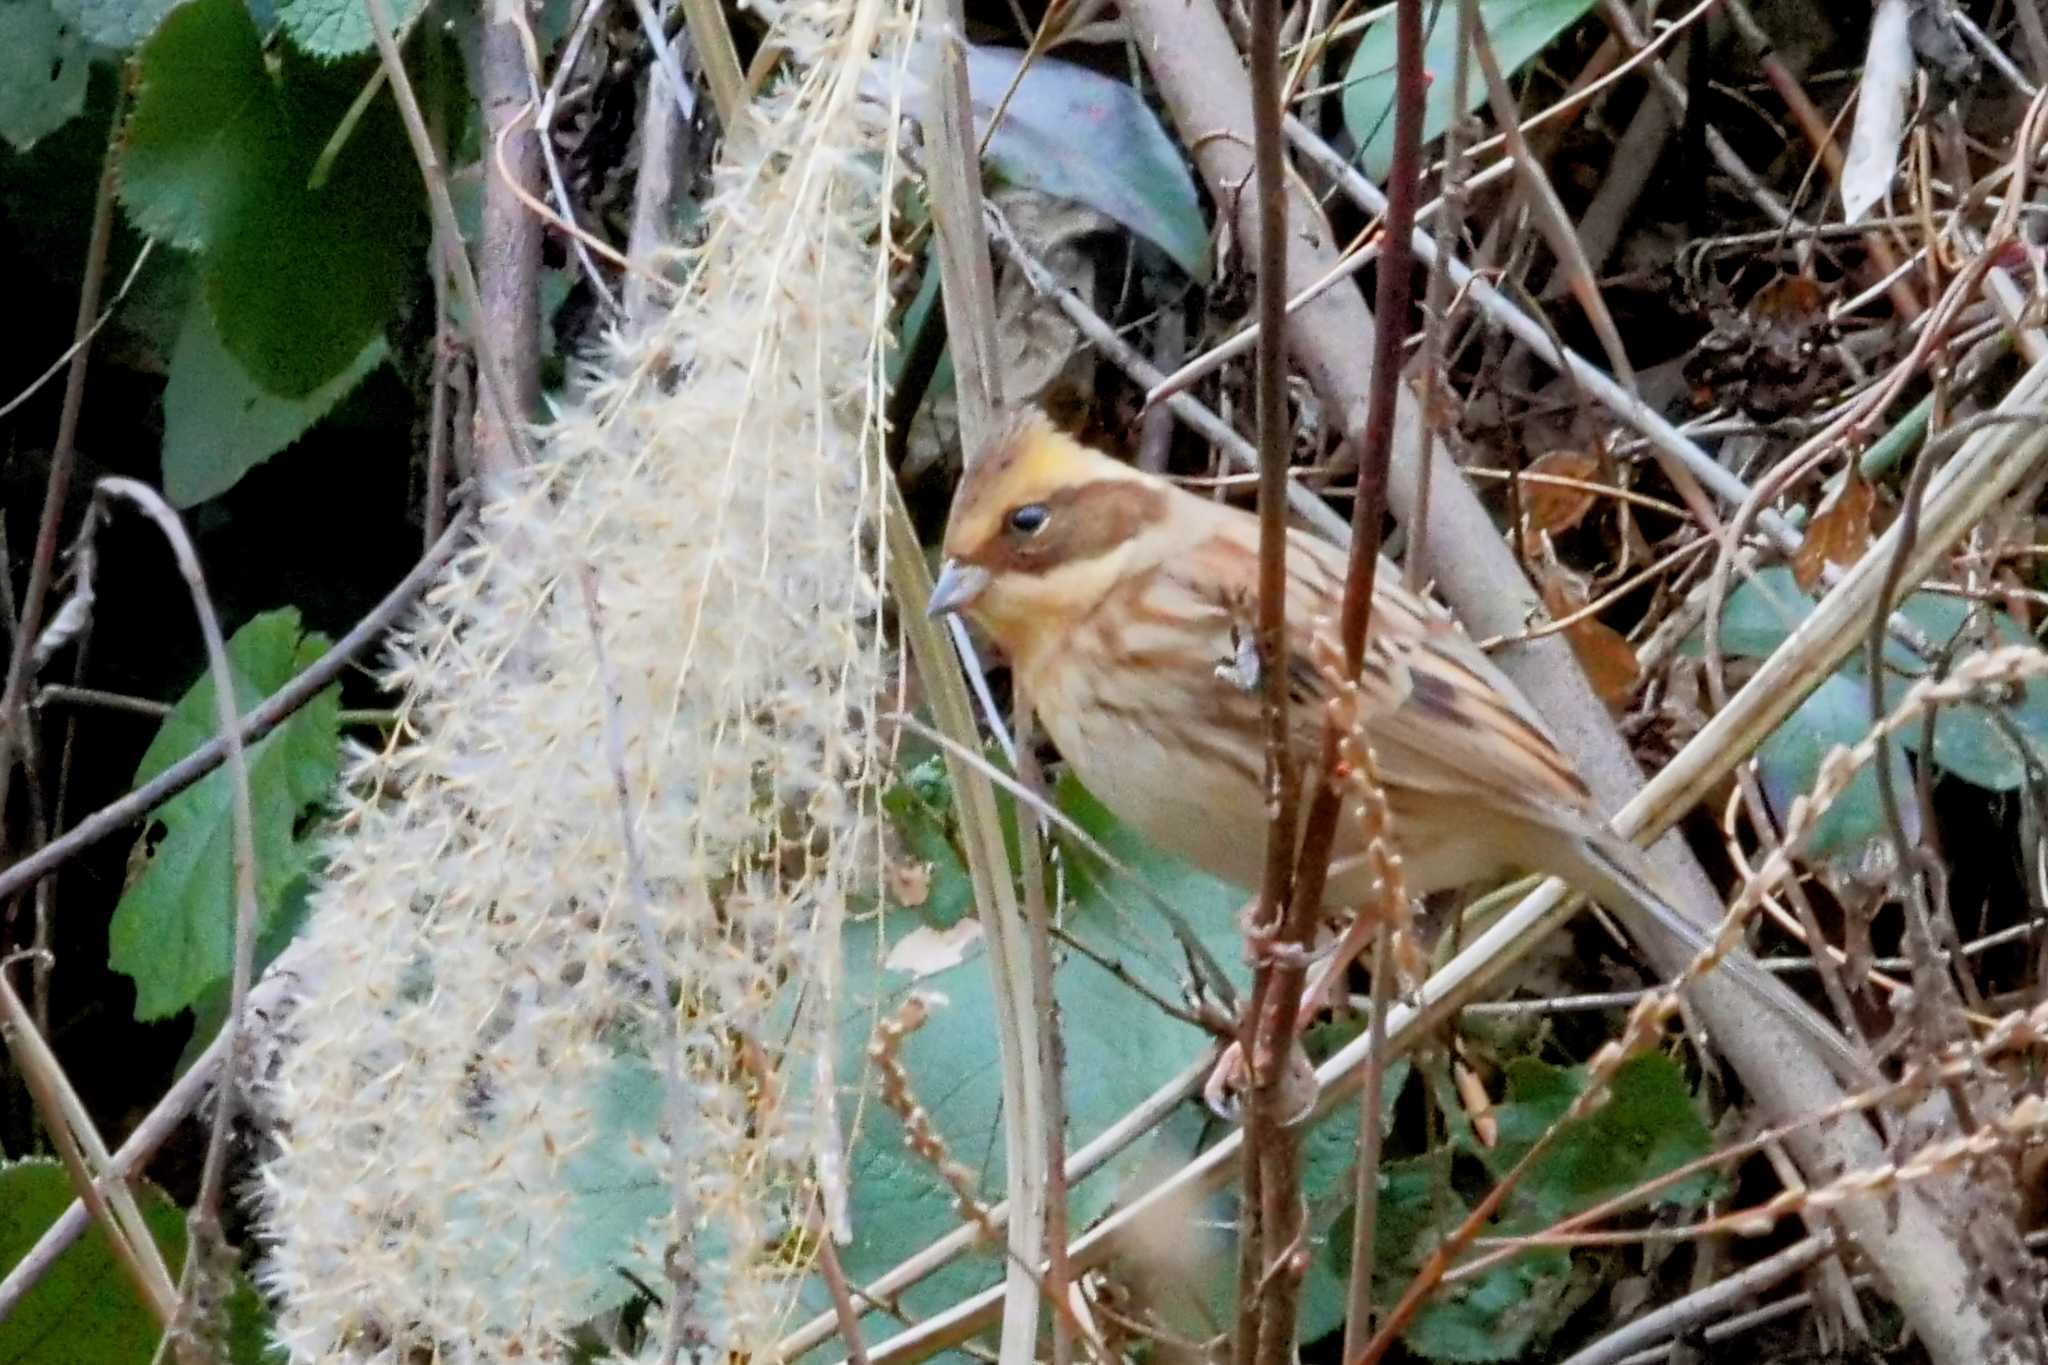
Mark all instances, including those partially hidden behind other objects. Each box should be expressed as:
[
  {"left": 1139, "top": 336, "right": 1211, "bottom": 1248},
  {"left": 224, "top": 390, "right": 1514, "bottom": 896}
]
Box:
[{"left": 1183, "top": 522, "right": 1599, "bottom": 821}]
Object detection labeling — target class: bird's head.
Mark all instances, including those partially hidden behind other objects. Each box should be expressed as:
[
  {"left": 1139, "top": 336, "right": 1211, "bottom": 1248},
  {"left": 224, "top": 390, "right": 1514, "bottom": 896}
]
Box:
[{"left": 927, "top": 408, "right": 1172, "bottom": 665}]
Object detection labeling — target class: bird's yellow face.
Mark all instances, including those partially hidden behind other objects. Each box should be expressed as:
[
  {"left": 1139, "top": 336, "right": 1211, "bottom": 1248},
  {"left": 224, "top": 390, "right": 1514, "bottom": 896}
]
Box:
[{"left": 928, "top": 411, "right": 1172, "bottom": 669}]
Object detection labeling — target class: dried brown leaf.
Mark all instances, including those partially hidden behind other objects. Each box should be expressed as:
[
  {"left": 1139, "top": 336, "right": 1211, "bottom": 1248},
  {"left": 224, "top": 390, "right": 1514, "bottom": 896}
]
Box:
[
  {"left": 1536, "top": 560, "right": 1641, "bottom": 712},
  {"left": 1793, "top": 471, "right": 1876, "bottom": 591},
  {"left": 1519, "top": 449, "right": 1605, "bottom": 541}
]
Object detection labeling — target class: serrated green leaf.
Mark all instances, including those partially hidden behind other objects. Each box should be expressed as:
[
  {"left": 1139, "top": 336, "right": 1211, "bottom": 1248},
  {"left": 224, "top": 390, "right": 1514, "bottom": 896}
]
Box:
[
  {"left": 1318, "top": 1057, "right": 1718, "bottom": 1361},
  {"left": 1489, "top": 1054, "right": 1720, "bottom": 1224},
  {"left": 49, "top": 0, "right": 178, "bottom": 50},
  {"left": 1296, "top": 1056, "right": 1414, "bottom": 1344},
  {"left": 966, "top": 46, "right": 1209, "bottom": 280},
  {"left": 162, "top": 296, "right": 387, "bottom": 505},
  {"left": 1402, "top": 1250, "right": 1575, "bottom": 1362},
  {"left": 118, "top": 0, "right": 279, "bottom": 250},
  {"left": 1323, "top": 1149, "right": 1578, "bottom": 1361},
  {"left": 0, "top": 2, "right": 88, "bottom": 151},
  {"left": 121, "top": 0, "right": 420, "bottom": 396},
  {"left": 276, "top": 0, "right": 423, "bottom": 58},
  {"left": 109, "top": 609, "right": 340, "bottom": 1020},
  {"left": 1343, "top": 0, "right": 1599, "bottom": 181},
  {"left": 199, "top": 88, "right": 413, "bottom": 397}
]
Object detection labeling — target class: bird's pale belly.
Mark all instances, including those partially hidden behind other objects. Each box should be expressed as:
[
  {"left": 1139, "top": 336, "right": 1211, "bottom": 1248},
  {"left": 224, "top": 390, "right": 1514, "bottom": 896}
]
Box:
[
  {"left": 1047, "top": 693, "right": 1274, "bottom": 892},
  {"left": 1027, "top": 657, "right": 1525, "bottom": 906}
]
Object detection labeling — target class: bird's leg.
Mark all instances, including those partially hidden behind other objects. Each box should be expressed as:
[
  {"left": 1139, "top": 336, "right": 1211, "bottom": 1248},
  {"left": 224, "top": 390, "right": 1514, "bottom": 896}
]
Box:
[
  {"left": 1292, "top": 902, "right": 1383, "bottom": 1031},
  {"left": 1204, "top": 893, "right": 1340, "bottom": 1118}
]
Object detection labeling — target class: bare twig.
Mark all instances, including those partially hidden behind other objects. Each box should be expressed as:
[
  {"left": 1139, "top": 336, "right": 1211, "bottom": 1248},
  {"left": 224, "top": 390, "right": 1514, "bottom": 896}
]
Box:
[
  {"left": 0, "top": 91, "right": 124, "bottom": 858},
  {"left": 362, "top": 0, "right": 533, "bottom": 480},
  {"left": 0, "top": 939, "right": 316, "bottom": 1322},
  {"left": 84, "top": 481, "right": 259, "bottom": 1228},
  {"left": 0, "top": 964, "right": 180, "bottom": 1326},
  {"left": 0, "top": 509, "right": 476, "bottom": 910},
  {"left": 1235, "top": 0, "right": 1302, "bottom": 1352}
]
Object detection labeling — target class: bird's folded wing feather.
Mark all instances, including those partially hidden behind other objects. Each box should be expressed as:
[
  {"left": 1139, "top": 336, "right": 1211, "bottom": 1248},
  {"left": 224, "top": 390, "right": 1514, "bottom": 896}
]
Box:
[{"left": 1184, "top": 524, "right": 1598, "bottom": 820}]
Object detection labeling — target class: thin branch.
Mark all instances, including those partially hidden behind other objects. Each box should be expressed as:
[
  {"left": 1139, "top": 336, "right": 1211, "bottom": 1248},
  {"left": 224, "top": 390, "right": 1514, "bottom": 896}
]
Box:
[
  {"left": 1237, "top": 0, "right": 1302, "bottom": 1355},
  {"left": 362, "top": 0, "right": 533, "bottom": 480},
  {"left": 0, "top": 509, "right": 476, "bottom": 910},
  {"left": 86, "top": 481, "right": 259, "bottom": 1227},
  {"left": 0, "top": 89, "right": 124, "bottom": 858}
]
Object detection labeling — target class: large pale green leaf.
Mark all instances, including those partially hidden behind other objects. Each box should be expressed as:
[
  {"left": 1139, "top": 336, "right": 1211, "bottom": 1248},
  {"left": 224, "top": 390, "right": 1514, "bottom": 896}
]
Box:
[
  {"left": 0, "top": 2, "right": 88, "bottom": 151},
  {"left": 48, "top": 0, "right": 178, "bottom": 50},
  {"left": 1343, "top": 0, "right": 1599, "bottom": 181},
  {"left": 161, "top": 296, "right": 388, "bottom": 505},
  {"left": 966, "top": 46, "right": 1209, "bottom": 280},
  {"left": 792, "top": 765, "right": 1245, "bottom": 1349},
  {"left": 108, "top": 609, "right": 340, "bottom": 1020}
]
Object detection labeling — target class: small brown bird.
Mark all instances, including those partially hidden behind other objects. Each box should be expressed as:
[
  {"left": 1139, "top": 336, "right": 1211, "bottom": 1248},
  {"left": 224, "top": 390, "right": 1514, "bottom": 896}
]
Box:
[{"left": 927, "top": 408, "right": 1865, "bottom": 1079}]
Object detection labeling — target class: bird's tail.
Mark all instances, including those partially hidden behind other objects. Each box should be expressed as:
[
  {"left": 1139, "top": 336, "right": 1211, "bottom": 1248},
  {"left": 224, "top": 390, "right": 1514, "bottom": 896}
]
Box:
[{"left": 1555, "top": 826, "right": 1879, "bottom": 1089}]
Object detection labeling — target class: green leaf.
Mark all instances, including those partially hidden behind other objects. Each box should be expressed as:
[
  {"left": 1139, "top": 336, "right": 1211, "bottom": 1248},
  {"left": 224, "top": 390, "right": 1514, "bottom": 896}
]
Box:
[
  {"left": 1756, "top": 670, "right": 1910, "bottom": 859},
  {"left": 119, "top": 0, "right": 280, "bottom": 250},
  {"left": 161, "top": 296, "right": 388, "bottom": 505},
  {"left": 1699, "top": 566, "right": 1813, "bottom": 661},
  {"left": 1697, "top": 575, "right": 2048, "bottom": 794},
  {"left": 966, "top": 46, "right": 1209, "bottom": 280},
  {"left": 176, "top": 868, "right": 317, "bottom": 1075},
  {"left": 554, "top": 1054, "right": 672, "bottom": 1318},
  {"left": 199, "top": 47, "right": 417, "bottom": 397},
  {"left": 1296, "top": 1055, "right": 1414, "bottom": 1343},
  {"left": 276, "top": 0, "right": 424, "bottom": 58},
  {"left": 0, "top": 1159, "right": 185, "bottom": 1364},
  {"left": 1343, "top": 0, "right": 1599, "bottom": 182},
  {"left": 0, "top": 1160, "right": 272, "bottom": 1365},
  {"left": 1323, "top": 1148, "right": 1576, "bottom": 1362},
  {"left": 109, "top": 609, "right": 341, "bottom": 1020},
  {"left": 1318, "top": 1058, "right": 1718, "bottom": 1361},
  {"left": 49, "top": 0, "right": 178, "bottom": 50},
  {"left": 1402, "top": 1250, "right": 1576, "bottom": 1363},
  {"left": 1881, "top": 594, "right": 2048, "bottom": 791},
  {"left": 0, "top": 1, "right": 88, "bottom": 151},
  {"left": 879, "top": 758, "right": 976, "bottom": 925},
  {"left": 1489, "top": 1054, "right": 1720, "bottom": 1224},
  {"left": 121, "top": 0, "right": 420, "bottom": 396},
  {"left": 1053, "top": 772, "right": 1249, "bottom": 1021}
]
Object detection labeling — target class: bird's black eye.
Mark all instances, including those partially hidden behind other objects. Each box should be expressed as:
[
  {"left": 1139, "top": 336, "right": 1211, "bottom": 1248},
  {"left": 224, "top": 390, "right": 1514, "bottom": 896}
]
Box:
[{"left": 1007, "top": 503, "right": 1050, "bottom": 535}]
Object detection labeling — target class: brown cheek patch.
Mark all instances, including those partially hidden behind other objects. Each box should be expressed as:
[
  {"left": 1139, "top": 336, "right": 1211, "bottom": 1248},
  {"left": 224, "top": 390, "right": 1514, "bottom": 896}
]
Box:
[{"left": 968, "top": 480, "right": 1168, "bottom": 577}]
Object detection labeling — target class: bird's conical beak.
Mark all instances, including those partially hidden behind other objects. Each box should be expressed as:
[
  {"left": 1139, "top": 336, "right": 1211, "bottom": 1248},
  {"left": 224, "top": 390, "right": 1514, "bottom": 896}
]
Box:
[{"left": 926, "top": 559, "right": 991, "bottom": 618}]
